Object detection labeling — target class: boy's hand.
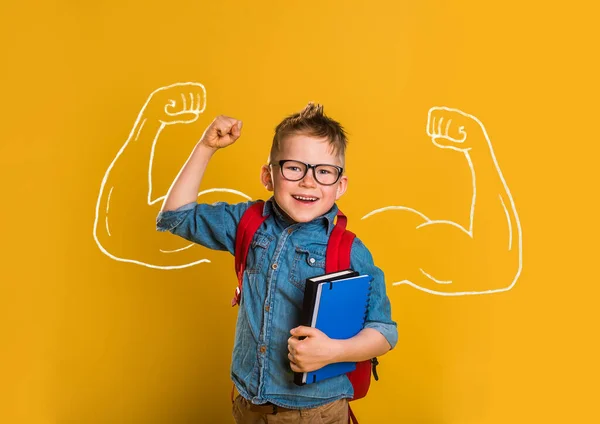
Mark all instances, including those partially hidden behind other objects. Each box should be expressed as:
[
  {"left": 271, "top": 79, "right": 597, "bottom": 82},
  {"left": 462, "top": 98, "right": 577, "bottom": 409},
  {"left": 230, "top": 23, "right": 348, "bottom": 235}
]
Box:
[
  {"left": 288, "top": 326, "right": 340, "bottom": 373},
  {"left": 199, "top": 115, "right": 243, "bottom": 150}
]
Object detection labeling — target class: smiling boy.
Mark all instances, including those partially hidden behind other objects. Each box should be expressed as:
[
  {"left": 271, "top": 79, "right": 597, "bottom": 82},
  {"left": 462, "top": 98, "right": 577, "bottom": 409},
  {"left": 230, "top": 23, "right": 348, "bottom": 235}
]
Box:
[{"left": 156, "top": 104, "right": 397, "bottom": 423}]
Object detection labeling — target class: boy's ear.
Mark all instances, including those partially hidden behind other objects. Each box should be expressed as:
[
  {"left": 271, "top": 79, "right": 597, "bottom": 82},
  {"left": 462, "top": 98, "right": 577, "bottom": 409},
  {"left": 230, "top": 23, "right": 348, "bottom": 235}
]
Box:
[
  {"left": 335, "top": 175, "right": 348, "bottom": 200},
  {"left": 260, "top": 165, "right": 274, "bottom": 191}
]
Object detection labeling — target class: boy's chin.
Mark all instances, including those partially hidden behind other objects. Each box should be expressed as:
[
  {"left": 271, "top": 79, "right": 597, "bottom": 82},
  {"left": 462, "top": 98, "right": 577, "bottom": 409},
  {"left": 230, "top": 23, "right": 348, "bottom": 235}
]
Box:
[
  {"left": 280, "top": 206, "right": 318, "bottom": 224},
  {"left": 287, "top": 206, "right": 332, "bottom": 223}
]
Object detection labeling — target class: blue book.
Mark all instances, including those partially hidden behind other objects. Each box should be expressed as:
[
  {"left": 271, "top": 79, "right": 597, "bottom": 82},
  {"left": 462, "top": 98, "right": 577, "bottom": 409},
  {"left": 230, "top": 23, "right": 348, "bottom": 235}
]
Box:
[{"left": 294, "top": 270, "right": 372, "bottom": 386}]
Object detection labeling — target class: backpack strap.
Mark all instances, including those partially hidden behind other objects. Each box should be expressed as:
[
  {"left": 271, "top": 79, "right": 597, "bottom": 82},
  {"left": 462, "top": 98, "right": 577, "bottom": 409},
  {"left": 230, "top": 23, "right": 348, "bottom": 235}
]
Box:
[
  {"left": 326, "top": 211, "right": 356, "bottom": 273},
  {"left": 326, "top": 211, "right": 362, "bottom": 424},
  {"left": 232, "top": 201, "right": 268, "bottom": 307},
  {"left": 348, "top": 405, "right": 358, "bottom": 424}
]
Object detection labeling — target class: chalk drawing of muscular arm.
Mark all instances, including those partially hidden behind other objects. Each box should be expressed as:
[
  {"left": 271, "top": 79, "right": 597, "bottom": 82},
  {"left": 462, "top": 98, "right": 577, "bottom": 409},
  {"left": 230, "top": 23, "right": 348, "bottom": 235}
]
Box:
[
  {"left": 360, "top": 107, "right": 522, "bottom": 296},
  {"left": 93, "top": 82, "right": 251, "bottom": 269}
]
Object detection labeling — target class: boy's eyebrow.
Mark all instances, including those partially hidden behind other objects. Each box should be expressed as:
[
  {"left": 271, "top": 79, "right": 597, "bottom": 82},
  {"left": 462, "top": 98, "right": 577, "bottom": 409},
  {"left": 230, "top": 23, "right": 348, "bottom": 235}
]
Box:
[{"left": 277, "top": 159, "right": 343, "bottom": 166}]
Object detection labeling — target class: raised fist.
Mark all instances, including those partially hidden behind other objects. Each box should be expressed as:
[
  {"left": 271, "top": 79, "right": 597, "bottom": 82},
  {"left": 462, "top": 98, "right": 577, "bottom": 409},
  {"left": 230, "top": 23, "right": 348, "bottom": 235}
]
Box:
[
  {"left": 199, "top": 115, "right": 243, "bottom": 150},
  {"left": 142, "top": 82, "right": 206, "bottom": 125},
  {"left": 426, "top": 107, "right": 487, "bottom": 152}
]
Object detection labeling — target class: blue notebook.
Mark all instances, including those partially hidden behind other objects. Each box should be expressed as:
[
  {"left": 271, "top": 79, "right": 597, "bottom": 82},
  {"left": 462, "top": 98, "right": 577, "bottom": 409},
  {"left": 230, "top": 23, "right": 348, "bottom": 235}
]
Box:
[{"left": 294, "top": 270, "right": 372, "bottom": 386}]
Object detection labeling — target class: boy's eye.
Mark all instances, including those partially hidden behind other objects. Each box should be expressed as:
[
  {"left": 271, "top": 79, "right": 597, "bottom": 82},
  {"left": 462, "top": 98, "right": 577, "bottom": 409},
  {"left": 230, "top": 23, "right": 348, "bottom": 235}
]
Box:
[{"left": 318, "top": 169, "right": 332, "bottom": 175}]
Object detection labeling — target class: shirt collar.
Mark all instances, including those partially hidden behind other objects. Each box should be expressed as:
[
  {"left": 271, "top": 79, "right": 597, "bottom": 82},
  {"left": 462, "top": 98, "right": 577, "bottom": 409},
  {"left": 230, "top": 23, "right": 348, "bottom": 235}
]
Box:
[{"left": 262, "top": 196, "right": 339, "bottom": 235}]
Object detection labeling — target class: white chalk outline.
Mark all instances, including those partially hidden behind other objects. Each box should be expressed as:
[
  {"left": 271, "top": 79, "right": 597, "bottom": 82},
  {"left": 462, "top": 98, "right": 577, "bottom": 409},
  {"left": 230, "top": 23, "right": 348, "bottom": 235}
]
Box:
[
  {"left": 93, "top": 82, "right": 253, "bottom": 269},
  {"left": 93, "top": 86, "right": 522, "bottom": 296},
  {"left": 361, "top": 107, "right": 523, "bottom": 296}
]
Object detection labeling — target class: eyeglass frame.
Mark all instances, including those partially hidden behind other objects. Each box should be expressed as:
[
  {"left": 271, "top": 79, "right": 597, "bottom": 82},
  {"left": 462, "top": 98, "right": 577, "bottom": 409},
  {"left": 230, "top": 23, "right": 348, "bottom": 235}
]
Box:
[{"left": 269, "top": 159, "right": 344, "bottom": 186}]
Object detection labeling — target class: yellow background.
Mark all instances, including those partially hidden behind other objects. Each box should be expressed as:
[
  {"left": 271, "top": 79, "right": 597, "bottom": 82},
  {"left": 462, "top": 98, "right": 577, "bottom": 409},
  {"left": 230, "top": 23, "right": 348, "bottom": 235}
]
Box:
[{"left": 1, "top": 0, "right": 598, "bottom": 423}]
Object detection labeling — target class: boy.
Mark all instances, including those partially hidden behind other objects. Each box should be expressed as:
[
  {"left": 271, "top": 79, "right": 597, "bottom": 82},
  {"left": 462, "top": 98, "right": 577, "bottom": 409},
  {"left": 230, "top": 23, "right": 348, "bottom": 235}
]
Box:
[{"left": 156, "top": 104, "right": 397, "bottom": 423}]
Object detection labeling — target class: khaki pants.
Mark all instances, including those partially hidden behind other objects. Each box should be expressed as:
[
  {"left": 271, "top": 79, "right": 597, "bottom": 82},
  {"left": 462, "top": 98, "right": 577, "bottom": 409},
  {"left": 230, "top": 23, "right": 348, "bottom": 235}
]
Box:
[{"left": 232, "top": 395, "right": 349, "bottom": 424}]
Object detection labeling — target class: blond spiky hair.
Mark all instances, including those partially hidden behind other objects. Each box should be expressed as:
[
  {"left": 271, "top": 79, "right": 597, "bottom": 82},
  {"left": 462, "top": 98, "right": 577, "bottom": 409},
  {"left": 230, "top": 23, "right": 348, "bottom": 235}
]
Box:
[{"left": 269, "top": 102, "right": 348, "bottom": 165}]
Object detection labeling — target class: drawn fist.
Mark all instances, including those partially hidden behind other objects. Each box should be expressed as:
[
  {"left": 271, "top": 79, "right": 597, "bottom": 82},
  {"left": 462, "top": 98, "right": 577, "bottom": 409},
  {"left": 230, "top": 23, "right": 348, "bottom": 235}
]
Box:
[
  {"left": 199, "top": 115, "right": 243, "bottom": 149},
  {"left": 142, "top": 82, "right": 206, "bottom": 125},
  {"left": 426, "top": 107, "right": 487, "bottom": 152}
]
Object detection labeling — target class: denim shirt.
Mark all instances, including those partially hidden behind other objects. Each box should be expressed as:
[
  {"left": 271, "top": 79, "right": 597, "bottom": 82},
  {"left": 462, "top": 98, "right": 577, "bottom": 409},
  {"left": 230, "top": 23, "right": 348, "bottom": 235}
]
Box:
[{"left": 156, "top": 197, "right": 398, "bottom": 409}]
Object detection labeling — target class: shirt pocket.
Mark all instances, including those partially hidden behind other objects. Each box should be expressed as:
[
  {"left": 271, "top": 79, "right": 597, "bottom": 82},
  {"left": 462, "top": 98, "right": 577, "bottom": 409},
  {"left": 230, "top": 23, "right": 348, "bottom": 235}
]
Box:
[
  {"left": 289, "top": 246, "right": 326, "bottom": 292},
  {"left": 246, "top": 232, "right": 274, "bottom": 274}
]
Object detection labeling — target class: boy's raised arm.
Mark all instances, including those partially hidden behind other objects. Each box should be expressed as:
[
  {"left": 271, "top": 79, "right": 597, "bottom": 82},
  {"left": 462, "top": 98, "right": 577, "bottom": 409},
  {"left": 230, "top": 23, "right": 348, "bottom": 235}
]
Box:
[{"left": 161, "top": 116, "right": 243, "bottom": 212}]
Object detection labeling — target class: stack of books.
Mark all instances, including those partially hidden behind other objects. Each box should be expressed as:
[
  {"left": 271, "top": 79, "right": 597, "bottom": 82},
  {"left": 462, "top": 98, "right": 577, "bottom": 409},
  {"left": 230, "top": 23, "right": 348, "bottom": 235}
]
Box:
[{"left": 294, "top": 269, "right": 372, "bottom": 386}]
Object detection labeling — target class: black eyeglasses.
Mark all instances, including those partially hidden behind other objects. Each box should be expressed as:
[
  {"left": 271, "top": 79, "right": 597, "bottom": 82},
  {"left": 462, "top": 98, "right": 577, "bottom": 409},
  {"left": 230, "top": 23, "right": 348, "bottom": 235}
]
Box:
[{"left": 270, "top": 160, "right": 344, "bottom": 186}]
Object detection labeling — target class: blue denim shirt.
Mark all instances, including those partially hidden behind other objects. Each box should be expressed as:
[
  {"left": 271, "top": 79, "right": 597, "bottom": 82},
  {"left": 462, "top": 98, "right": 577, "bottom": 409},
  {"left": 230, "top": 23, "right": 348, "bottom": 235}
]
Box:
[{"left": 156, "top": 197, "right": 398, "bottom": 409}]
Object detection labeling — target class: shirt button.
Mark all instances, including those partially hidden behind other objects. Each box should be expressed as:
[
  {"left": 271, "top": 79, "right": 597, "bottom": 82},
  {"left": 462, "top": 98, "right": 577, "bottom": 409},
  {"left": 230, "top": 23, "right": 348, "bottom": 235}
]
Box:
[
  {"left": 287, "top": 228, "right": 293, "bottom": 234},
  {"left": 309, "top": 258, "right": 316, "bottom": 264},
  {"left": 265, "top": 305, "right": 270, "bottom": 312},
  {"left": 260, "top": 345, "right": 267, "bottom": 354},
  {"left": 271, "top": 263, "right": 278, "bottom": 270}
]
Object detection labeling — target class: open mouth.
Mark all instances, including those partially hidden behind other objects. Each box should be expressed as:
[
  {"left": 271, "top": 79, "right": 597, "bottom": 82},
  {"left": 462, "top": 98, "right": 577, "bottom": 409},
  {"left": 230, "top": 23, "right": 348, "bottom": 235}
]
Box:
[{"left": 292, "top": 195, "right": 319, "bottom": 204}]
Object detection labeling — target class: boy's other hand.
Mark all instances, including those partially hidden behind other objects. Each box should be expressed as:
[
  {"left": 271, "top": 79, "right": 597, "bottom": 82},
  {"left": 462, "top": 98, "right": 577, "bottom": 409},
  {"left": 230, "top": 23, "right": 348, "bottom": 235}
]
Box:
[
  {"left": 288, "top": 326, "right": 339, "bottom": 373},
  {"left": 199, "top": 115, "right": 243, "bottom": 150}
]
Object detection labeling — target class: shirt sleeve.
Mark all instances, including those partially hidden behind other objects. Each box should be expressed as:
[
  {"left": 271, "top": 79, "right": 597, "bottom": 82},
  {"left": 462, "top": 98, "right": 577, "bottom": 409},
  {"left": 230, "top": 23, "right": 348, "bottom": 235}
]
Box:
[
  {"left": 350, "top": 237, "right": 399, "bottom": 350},
  {"left": 155, "top": 200, "right": 254, "bottom": 255}
]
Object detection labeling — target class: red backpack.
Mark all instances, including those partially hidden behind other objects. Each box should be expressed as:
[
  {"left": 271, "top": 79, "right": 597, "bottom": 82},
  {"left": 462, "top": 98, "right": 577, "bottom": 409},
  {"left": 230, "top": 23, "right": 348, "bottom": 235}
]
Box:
[{"left": 231, "top": 201, "right": 378, "bottom": 424}]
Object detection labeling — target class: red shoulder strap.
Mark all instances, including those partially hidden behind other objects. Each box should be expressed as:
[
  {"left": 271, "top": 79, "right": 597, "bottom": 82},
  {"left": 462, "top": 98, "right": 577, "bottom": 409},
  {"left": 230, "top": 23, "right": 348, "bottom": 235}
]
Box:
[
  {"left": 327, "top": 210, "right": 373, "bottom": 418},
  {"left": 232, "top": 201, "right": 268, "bottom": 306},
  {"left": 326, "top": 210, "right": 356, "bottom": 273}
]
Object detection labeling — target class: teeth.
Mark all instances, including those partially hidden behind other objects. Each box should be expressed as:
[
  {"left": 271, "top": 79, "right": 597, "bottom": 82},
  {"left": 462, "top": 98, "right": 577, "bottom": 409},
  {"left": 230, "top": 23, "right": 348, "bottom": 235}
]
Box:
[{"left": 293, "top": 195, "right": 318, "bottom": 201}]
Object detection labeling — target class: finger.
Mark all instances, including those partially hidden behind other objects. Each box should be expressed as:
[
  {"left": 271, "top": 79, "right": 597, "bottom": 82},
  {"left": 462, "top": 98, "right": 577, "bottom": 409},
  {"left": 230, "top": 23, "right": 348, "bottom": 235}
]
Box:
[
  {"left": 180, "top": 93, "right": 187, "bottom": 110},
  {"left": 431, "top": 115, "right": 439, "bottom": 136},
  {"left": 288, "top": 338, "right": 300, "bottom": 351},
  {"left": 164, "top": 99, "right": 177, "bottom": 115},
  {"left": 428, "top": 113, "right": 434, "bottom": 136},
  {"left": 291, "top": 326, "right": 316, "bottom": 338},
  {"left": 216, "top": 116, "right": 237, "bottom": 131},
  {"left": 457, "top": 125, "right": 467, "bottom": 142},
  {"left": 426, "top": 110, "right": 432, "bottom": 136},
  {"left": 232, "top": 120, "right": 242, "bottom": 138},
  {"left": 214, "top": 117, "right": 235, "bottom": 137},
  {"left": 290, "top": 362, "right": 300, "bottom": 372},
  {"left": 195, "top": 92, "right": 201, "bottom": 112},
  {"left": 225, "top": 119, "right": 243, "bottom": 138},
  {"left": 437, "top": 116, "right": 444, "bottom": 136},
  {"left": 222, "top": 116, "right": 240, "bottom": 129},
  {"left": 444, "top": 118, "right": 452, "bottom": 137},
  {"left": 188, "top": 92, "right": 195, "bottom": 111}
]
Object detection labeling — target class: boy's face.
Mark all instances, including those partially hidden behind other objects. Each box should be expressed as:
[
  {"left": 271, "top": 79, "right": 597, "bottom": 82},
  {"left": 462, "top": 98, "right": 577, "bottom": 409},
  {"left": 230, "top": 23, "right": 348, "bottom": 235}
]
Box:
[{"left": 261, "top": 133, "right": 348, "bottom": 224}]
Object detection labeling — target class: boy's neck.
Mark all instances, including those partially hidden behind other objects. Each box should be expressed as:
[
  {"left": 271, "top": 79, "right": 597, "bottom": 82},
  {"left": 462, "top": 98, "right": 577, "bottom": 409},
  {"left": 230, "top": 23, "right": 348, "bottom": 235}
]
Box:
[{"left": 271, "top": 199, "right": 297, "bottom": 226}]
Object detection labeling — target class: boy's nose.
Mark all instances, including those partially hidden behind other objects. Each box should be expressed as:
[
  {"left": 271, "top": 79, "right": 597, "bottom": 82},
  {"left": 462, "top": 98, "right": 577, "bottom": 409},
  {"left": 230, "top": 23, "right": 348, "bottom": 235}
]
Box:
[{"left": 299, "top": 169, "right": 318, "bottom": 187}]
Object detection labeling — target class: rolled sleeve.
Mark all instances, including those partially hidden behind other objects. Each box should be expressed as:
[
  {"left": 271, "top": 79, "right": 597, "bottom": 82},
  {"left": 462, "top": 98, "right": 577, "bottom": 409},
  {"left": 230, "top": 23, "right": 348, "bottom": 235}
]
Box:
[
  {"left": 156, "top": 200, "right": 254, "bottom": 255},
  {"left": 156, "top": 202, "right": 197, "bottom": 232},
  {"left": 350, "top": 237, "right": 398, "bottom": 350}
]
